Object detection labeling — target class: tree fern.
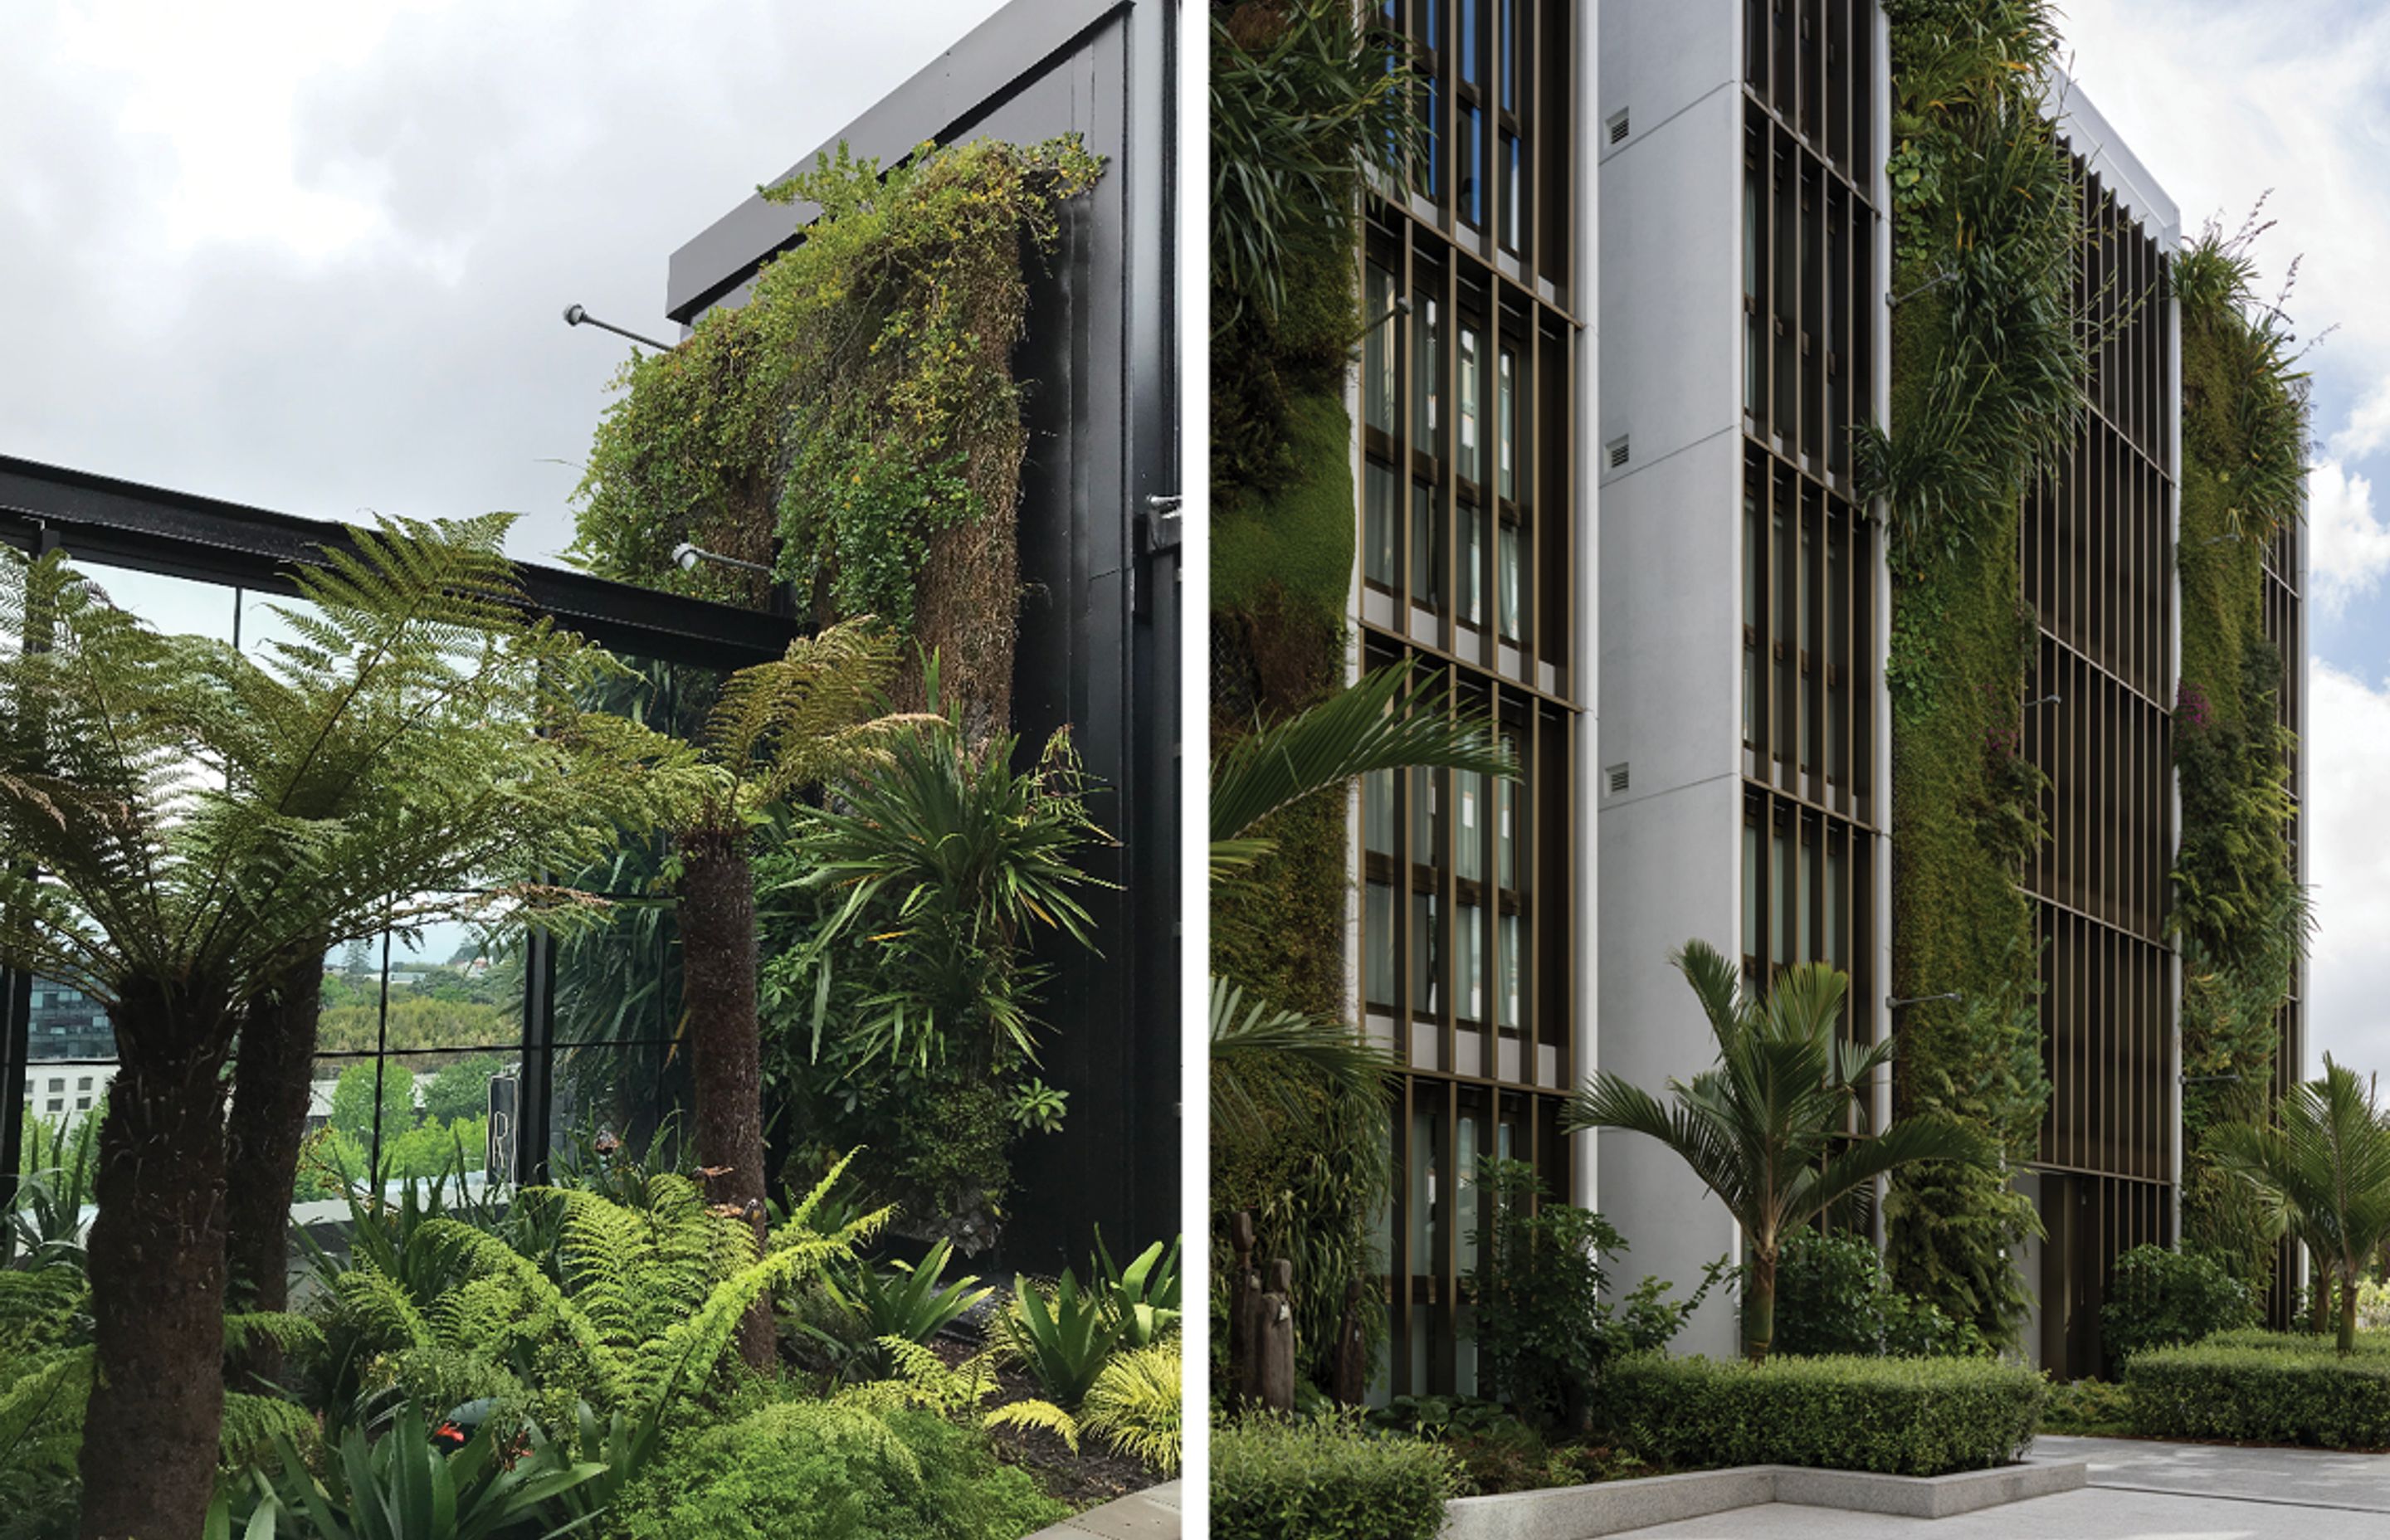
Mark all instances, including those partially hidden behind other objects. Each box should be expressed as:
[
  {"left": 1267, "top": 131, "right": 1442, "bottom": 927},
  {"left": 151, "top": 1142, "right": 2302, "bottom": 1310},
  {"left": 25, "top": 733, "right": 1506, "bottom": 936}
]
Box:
[{"left": 861, "top": 1335, "right": 1080, "bottom": 1454}]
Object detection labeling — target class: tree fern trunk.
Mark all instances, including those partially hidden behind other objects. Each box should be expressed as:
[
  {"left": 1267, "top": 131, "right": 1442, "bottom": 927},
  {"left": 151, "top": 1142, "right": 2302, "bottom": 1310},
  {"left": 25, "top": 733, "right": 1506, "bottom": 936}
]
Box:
[
  {"left": 678, "top": 819, "right": 775, "bottom": 1374},
  {"left": 79, "top": 981, "right": 234, "bottom": 1540},
  {"left": 222, "top": 956, "right": 323, "bottom": 1386}
]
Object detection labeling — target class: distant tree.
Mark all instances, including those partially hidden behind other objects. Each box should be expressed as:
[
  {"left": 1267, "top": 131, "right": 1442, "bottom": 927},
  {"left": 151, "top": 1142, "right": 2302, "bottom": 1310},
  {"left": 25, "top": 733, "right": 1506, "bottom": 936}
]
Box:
[
  {"left": 328, "top": 1061, "right": 416, "bottom": 1143},
  {"left": 340, "top": 938, "right": 373, "bottom": 977},
  {"left": 422, "top": 1054, "right": 506, "bottom": 1125}
]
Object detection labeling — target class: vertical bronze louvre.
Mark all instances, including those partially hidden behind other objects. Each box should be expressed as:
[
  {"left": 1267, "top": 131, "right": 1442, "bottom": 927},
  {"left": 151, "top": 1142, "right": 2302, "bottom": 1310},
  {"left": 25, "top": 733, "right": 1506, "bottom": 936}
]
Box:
[
  {"left": 2021, "top": 148, "right": 2178, "bottom": 1375},
  {"left": 1737, "top": 0, "right": 1881, "bottom": 1082},
  {"left": 1363, "top": 0, "right": 1580, "bottom": 1398}
]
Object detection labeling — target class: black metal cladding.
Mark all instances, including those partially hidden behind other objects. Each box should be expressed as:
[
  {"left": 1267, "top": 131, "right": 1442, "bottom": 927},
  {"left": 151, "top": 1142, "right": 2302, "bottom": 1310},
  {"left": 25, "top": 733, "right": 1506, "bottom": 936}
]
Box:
[{"left": 662, "top": 0, "right": 1182, "bottom": 1272}]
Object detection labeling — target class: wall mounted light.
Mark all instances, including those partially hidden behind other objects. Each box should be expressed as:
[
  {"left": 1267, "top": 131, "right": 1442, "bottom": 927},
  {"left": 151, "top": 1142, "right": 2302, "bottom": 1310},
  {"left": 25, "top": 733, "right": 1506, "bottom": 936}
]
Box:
[
  {"left": 671, "top": 542, "right": 774, "bottom": 578},
  {"left": 563, "top": 303, "right": 676, "bottom": 353}
]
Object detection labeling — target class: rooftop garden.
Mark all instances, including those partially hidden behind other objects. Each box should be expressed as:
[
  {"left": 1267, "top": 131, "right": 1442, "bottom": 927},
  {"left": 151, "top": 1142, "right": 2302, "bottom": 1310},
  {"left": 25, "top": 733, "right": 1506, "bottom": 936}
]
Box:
[{"left": 0, "top": 132, "right": 1173, "bottom": 1540}]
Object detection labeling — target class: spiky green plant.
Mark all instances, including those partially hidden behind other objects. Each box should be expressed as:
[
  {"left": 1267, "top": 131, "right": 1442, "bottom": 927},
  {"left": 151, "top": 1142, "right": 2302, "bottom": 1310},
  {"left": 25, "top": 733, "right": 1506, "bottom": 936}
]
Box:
[
  {"left": 1563, "top": 941, "right": 1998, "bottom": 1360},
  {"left": 858, "top": 1335, "right": 1082, "bottom": 1453},
  {"left": 1081, "top": 1340, "right": 1182, "bottom": 1474}
]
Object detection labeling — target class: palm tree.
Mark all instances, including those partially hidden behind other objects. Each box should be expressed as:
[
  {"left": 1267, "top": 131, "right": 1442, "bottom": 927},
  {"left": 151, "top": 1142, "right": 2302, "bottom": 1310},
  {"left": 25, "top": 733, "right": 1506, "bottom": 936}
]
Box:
[
  {"left": 1563, "top": 941, "right": 1997, "bottom": 1362},
  {"left": 2212, "top": 1055, "right": 2390, "bottom": 1356},
  {"left": 662, "top": 618, "right": 928, "bottom": 1372},
  {"left": 0, "top": 524, "right": 685, "bottom": 1540},
  {"left": 1208, "top": 658, "right": 1515, "bottom": 1107}
]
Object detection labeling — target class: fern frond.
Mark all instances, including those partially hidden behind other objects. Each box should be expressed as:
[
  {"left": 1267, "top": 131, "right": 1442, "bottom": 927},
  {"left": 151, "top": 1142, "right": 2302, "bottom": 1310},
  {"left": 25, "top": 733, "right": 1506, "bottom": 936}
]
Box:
[{"left": 984, "top": 1399, "right": 1082, "bottom": 1455}]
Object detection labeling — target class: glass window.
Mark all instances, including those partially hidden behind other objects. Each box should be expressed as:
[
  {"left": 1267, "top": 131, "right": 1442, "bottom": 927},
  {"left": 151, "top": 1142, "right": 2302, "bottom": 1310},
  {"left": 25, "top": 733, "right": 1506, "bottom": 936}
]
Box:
[
  {"left": 1497, "top": 348, "right": 1517, "bottom": 501},
  {"left": 1365, "top": 460, "right": 1401, "bottom": 590},
  {"left": 1495, "top": 761, "right": 1518, "bottom": 889},
  {"left": 1503, "top": 135, "right": 1523, "bottom": 252},
  {"left": 1497, "top": 914, "right": 1523, "bottom": 1031},
  {"left": 1412, "top": 890, "right": 1441, "bottom": 1017},
  {"left": 1412, "top": 482, "right": 1444, "bottom": 610},
  {"left": 1364, "top": 263, "right": 1397, "bottom": 434},
  {"left": 1422, "top": 77, "right": 1442, "bottom": 199},
  {"left": 1497, "top": 523, "right": 1524, "bottom": 641},
  {"left": 1456, "top": 770, "right": 1483, "bottom": 881},
  {"left": 1744, "top": 170, "right": 1760, "bottom": 415},
  {"left": 1412, "top": 766, "right": 1442, "bottom": 862},
  {"left": 1459, "top": 105, "right": 1483, "bottom": 227},
  {"left": 1499, "top": 0, "right": 1517, "bottom": 111},
  {"left": 1364, "top": 768, "right": 1398, "bottom": 856},
  {"left": 1742, "top": 813, "right": 1761, "bottom": 967},
  {"left": 1459, "top": 510, "right": 1483, "bottom": 627},
  {"left": 1458, "top": 325, "right": 1481, "bottom": 485},
  {"left": 1456, "top": 902, "right": 1484, "bottom": 1023},
  {"left": 1366, "top": 880, "right": 1398, "bottom": 1006},
  {"left": 1459, "top": 0, "right": 1479, "bottom": 85},
  {"left": 1415, "top": 296, "right": 1441, "bottom": 456}
]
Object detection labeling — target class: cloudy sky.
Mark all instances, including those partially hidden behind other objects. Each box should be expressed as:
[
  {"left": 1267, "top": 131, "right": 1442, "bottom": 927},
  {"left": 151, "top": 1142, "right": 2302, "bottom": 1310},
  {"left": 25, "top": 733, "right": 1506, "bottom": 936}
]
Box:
[
  {"left": 4, "top": 2, "right": 2386, "bottom": 1068},
  {"left": 0, "top": 0, "right": 1007, "bottom": 564},
  {"left": 2059, "top": 0, "right": 2390, "bottom": 1073}
]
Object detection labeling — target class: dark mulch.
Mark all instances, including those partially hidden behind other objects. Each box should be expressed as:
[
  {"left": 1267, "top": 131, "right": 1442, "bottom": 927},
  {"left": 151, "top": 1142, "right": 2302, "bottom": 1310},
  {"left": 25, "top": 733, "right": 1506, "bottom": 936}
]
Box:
[{"left": 926, "top": 1335, "right": 1162, "bottom": 1512}]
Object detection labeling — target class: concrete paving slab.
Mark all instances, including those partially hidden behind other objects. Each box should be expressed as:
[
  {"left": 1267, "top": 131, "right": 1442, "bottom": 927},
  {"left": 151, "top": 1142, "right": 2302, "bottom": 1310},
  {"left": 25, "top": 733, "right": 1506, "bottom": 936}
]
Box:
[
  {"left": 1023, "top": 1479, "right": 1180, "bottom": 1539},
  {"left": 2027, "top": 1434, "right": 2390, "bottom": 1513},
  {"left": 1601, "top": 1484, "right": 2390, "bottom": 1538}
]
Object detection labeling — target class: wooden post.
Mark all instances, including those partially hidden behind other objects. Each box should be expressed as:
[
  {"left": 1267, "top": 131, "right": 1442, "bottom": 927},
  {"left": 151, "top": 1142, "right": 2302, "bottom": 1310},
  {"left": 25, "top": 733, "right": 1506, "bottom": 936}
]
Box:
[{"left": 1259, "top": 1257, "right": 1296, "bottom": 1412}]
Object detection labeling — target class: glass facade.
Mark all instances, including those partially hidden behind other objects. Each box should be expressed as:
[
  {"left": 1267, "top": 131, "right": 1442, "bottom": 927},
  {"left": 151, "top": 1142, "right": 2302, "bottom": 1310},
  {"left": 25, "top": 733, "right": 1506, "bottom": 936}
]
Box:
[
  {"left": 1361, "top": 0, "right": 1578, "bottom": 1398},
  {"left": 0, "top": 539, "right": 706, "bottom": 1221}
]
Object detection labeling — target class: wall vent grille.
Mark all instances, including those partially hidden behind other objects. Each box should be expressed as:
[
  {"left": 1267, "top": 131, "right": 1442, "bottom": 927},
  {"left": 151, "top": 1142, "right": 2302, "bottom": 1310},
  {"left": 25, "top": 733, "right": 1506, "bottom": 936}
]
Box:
[
  {"left": 1607, "top": 763, "right": 1631, "bottom": 796},
  {"left": 1607, "top": 436, "right": 1631, "bottom": 470},
  {"left": 1607, "top": 110, "right": 1630, "bottom": 144}
]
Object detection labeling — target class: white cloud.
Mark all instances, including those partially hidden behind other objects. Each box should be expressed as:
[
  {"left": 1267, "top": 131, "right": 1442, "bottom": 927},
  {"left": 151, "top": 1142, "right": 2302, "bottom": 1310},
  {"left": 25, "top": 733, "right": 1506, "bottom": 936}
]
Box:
[
  {"left": 2329, "top": 376, "right": 2390, "bottom": 462},
  {"left": 2306, "top": 660, "right": 2390, "bottom": 1075},
  {"left": 0, "top": 0, "right": 1010, "bottom": 562},
  {"left": 2309, "top": 461, "right": 2390, "bottom": 619}
]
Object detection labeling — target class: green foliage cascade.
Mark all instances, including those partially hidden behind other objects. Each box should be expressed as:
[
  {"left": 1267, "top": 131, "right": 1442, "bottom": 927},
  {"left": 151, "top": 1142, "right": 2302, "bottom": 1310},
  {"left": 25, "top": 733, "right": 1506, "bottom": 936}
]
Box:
[
  {"left": 2173, "top": 208, "right": 2314, "bottom": 1295},
  {"left": 573, "top": 135, "right": 1102, "bottom": 733},
  {"left": 1871, "top": 0, "right": 2082, "bottom": 1345}
]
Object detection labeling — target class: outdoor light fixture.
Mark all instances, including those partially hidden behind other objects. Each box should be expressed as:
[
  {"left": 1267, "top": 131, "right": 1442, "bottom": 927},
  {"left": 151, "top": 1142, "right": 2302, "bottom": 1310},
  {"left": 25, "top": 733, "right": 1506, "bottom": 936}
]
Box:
[
  {"left": 2028, "top": 692, "right": 2061, "bottom": 709},
  {"left": 2197, "top": 533, "right": 2244, "bottom": 548},
  {"left": 2180, "top": 1071, "right": 2243, "bottom": 1085},
  {"left": 1885, "top": 991, "right": 1963, "bottom": 1010},
  {"left": 670, "top": 542, "right": 774, "bottom": 578},
  {"left": 562, "top": 303, "right": 677, "bottom": 353}
]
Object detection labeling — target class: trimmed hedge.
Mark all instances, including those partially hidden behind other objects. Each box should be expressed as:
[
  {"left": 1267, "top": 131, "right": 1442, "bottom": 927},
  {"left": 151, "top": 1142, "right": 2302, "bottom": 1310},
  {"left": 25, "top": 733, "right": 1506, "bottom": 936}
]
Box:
[
  {"left": 1212, "top": 1414, "right": 1460, "bottom": 1540},
  {"left": 2125, "top": 1337, "right": 2390, "bottom": 1449},
  {"left": 1600, "top": 1354, "right": 2045, "bottom": 1476}
]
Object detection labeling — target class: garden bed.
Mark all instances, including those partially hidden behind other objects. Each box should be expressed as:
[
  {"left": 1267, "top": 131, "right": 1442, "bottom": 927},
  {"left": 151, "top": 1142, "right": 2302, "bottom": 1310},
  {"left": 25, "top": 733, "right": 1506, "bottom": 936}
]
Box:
[
  {"left": 929, "top": 1334, "right": 1162, "bottom": 1510},
  {"left": 1441, "top": 1460, "right": 2087, "bottom": 1538}
]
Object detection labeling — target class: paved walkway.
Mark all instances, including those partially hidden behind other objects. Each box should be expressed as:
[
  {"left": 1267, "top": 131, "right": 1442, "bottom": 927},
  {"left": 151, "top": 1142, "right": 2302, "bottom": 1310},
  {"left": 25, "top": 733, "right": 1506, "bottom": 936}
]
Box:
[
  {"left": 1023, "top": 1479, "right": 1179, "bottom": 1539},
  {"left": 1603, "top": 1436, "right": 2390, "bottom": 1538}
]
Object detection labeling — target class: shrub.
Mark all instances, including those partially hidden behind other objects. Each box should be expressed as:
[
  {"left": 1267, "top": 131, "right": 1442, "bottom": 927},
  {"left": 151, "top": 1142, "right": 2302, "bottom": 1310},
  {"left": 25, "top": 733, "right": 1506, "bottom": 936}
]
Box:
[
  {"left": 1082, "top": 1341, "right": 1183, "bottom": 1474},
  {"left": 1469, "top": 1159, "right": 1710, "bottom": 1431},
  {"left": 2041, "top": 1377, "right": 2133, "bottom": 1435},
  {"left": 1774, "top": 1227, "right": 1984, "bottom": 1359},
  {"left": 1600, "top": 1354, "right": 2045, "bottom": 1475},
  {"left": 1212, "top": 1413, "right": 1460, "bottom": 1540},
  {"left": 2100, "top": 1245, "right": 2257, "bottom": 1370},
  {"left": 2125, "top": 1338, "right": 2390, "bottom": 1449},
  {"left": 615, "top": 1400, "right": 1064, "bottom": 1540}
]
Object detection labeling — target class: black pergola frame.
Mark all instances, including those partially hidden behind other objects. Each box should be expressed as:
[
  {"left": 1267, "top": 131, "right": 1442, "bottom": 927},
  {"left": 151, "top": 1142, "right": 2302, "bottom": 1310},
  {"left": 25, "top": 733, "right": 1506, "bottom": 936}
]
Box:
[{"left": 0, "top": 452, "right": 800, "bottom": 1216}]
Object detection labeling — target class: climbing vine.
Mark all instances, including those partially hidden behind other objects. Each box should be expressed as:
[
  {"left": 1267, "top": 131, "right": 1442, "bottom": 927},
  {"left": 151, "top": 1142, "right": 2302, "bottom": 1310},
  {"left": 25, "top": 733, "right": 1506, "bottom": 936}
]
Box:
[
  {"left": 1870, "top": 0, "right": 2081, "bottom": 1345},
  {"left": 2173, "top": 209, "right": 2314, "bottom": 1290},
  {"left": 572, "top": 135, "right": 1102, "bottom": 734}
]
